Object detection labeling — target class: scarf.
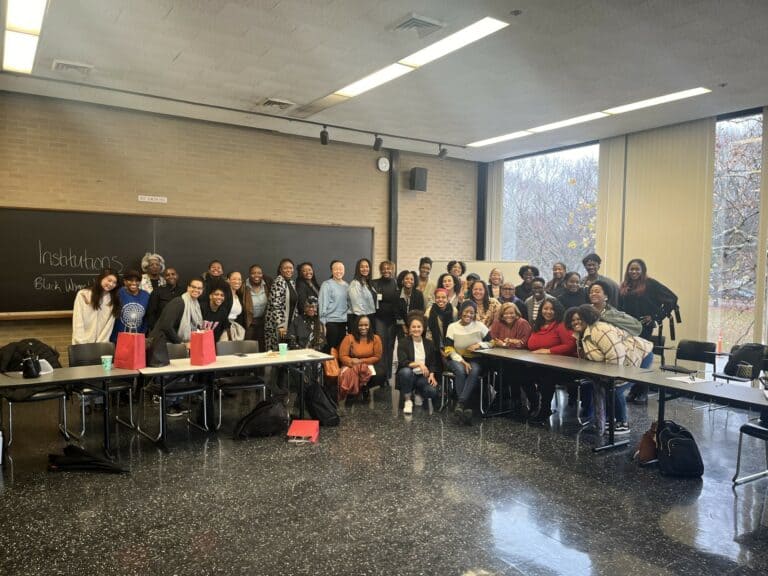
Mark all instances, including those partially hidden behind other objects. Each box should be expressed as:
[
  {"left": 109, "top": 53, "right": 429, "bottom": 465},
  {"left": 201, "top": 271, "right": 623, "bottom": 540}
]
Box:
[
  {"left": 427, "top": 302, "right": 455, "bottom": 348},
  {"left": 178, "top": 292, "right": 203, "bottom": 342}
]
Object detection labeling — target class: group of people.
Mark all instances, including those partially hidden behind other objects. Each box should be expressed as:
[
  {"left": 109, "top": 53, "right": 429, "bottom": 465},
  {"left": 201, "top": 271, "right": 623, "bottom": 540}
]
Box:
[{"left": 71, "top": 252, "right": 678, "bottom": 432}]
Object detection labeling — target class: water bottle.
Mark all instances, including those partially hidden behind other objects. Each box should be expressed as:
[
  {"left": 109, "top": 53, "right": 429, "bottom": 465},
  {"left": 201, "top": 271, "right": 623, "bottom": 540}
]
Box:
[{"left": 0, "top": 428, "right": 4, "bottom": 466}]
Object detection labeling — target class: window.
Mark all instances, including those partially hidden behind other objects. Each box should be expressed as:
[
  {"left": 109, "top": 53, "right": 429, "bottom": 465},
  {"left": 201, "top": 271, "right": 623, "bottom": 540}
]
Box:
[
  {"left": 708, "top": 113, "right": 763, "bottom": 347},
  {"left": 501, "top": 144, "right": 599, "bottom": 275}
]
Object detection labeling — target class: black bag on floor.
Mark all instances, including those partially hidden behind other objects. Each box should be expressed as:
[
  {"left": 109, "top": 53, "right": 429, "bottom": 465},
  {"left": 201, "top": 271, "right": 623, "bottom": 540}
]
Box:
[
  {"left": 233, "top": 397, "right": 290, "bottom": 439},
  {"left": 304, "top": 381, "right": 340, "bottom": 427},
  {"left": 48, "top": 445, "right": 128, "bottom": 474},
  {"left": 657, "top": 420, "right": 704, "bottom": 477}
]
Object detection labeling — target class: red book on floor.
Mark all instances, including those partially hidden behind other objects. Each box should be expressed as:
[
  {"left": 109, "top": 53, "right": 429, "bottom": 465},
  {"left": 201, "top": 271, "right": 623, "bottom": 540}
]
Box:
[{"left": 287, "top": 419, "right": 319, "bottom": 444}]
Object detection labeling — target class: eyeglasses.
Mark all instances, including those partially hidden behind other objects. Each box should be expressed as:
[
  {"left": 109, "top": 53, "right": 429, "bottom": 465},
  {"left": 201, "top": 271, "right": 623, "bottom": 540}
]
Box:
[{"left": 189, "top": 285, "right": 204, "bottom": 291}]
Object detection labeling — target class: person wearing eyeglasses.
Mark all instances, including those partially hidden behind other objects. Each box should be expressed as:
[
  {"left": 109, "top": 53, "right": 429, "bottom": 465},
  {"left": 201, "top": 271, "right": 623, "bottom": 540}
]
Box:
[
  {"left": 148, "top": 277, "right": 205, "bottom": 418},
  {"left": 149, "top": 277, "right": 204, "bottom": 346}
]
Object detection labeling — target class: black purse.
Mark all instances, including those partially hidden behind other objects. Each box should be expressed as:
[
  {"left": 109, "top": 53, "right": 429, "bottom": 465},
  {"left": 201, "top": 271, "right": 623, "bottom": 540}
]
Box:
[
  {"left": 145, "top": 334, "right": 170, "bottom": 367},
  {"left": 22, "top": 350, "right": 41, "bottom": 379}
]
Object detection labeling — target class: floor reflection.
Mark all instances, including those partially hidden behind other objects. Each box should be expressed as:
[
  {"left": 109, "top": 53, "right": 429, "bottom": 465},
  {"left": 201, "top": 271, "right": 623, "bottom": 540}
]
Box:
[{"left": 492, "top": 502, "right": 592, "bottom": 575}]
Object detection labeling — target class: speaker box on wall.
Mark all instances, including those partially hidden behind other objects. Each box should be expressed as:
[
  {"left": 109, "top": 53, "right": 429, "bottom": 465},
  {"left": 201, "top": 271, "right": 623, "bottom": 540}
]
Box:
[{"left": 409, "top": 167, "right": 428, "bottom": 191}]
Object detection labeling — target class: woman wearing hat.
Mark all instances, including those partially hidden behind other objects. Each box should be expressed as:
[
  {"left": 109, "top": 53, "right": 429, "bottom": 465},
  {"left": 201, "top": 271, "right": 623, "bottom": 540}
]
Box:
[{"left": 140, "top": 252, "right": 166, "bottom": 293}]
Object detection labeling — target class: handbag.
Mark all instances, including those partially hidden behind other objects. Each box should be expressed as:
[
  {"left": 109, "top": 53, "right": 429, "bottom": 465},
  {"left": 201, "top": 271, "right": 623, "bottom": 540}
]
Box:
[
  {"left": 323, "top": 347, "right": 340, "bottom": 378},
  {"left": 221, "top": 321, "right": 246, "bottom": 342},
  {"left": 633, "top": 421, "right": 658, "bottom": 464},
  {"left": 145, "top": 334, "right": 170, "bottom": 367},
  {"left": 114, "top": 330, "right": 147, "bottom": 369}
]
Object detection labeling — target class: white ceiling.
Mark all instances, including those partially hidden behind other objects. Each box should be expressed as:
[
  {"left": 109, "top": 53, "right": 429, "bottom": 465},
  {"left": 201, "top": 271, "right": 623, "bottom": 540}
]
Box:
[{"left": 1, "top": 0, "right": 767, "bottom": 161}]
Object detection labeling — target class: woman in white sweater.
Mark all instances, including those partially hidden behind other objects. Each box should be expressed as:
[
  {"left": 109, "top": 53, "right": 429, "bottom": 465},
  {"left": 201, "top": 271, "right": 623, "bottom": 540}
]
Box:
[{"left": 72, "top": 269, "right": 121, "bottom": 344}]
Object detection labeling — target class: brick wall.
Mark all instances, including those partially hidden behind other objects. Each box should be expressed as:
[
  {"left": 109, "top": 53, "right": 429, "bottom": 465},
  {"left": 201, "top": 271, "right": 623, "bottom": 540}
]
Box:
[
  {"left": 397, "top": 153, "right": 477, "bottom": 273},
  {"left": 0, "top": 93, "right": 477, "bottom": 355}
]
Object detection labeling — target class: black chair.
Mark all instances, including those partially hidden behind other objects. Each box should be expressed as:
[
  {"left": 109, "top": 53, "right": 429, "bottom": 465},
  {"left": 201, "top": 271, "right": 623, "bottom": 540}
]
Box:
[
  {"left": 213, "top": 340, "right": 266, "bottom": 429},
  {"left": 137, "top": 343, "right": 209, "bottom": 442},
  {"left": 732, "top": 420, "right": 768, "bottom": 486},
  {"left": 660, "top": 339, "right": 716, "bottom": 375},
  {"left": 5, "top": 385, "right": 69, "bottom": 447},
  {"left": 66, "top": 342, "right": 136, "bottom": 439}
]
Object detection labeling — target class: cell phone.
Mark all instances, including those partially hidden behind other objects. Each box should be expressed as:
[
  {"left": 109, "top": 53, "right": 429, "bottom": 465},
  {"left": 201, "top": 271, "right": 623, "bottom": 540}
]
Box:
[{"left": 234, "top": 353, "right": 248, "bottom": 357}]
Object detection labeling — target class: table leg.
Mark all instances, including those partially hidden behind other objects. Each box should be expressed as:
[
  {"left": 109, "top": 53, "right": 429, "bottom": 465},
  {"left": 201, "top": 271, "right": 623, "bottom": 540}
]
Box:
[
  {"left": 593, "top": 379, "right": 629, "bottom": 453},
  {"left": 657, "top": 388, "right": 666, "bottom": 444},
  {"left": 160, "top": 378, "right": 169, "bottom": 448},
  {"left": 298, "top": 364, "right": 305, "bottom": 419},
  {"left": 0, "top": 398, "right": 5, "bottom": 466},
  {"left": 102, "top": 386, "right": 114, "bottom": 460}
]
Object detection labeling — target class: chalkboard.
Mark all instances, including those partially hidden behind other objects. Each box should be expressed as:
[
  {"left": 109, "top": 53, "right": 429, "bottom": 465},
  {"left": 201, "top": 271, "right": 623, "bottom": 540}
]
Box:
[{"left": 0, "top": 208, "right": 374, "bottom": 314}]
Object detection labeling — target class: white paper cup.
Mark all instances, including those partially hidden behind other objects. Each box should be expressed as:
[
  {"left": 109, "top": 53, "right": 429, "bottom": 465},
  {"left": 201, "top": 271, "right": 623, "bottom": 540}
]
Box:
[{"left": 101, "top": 355, "right": 113, "bottom": 370}]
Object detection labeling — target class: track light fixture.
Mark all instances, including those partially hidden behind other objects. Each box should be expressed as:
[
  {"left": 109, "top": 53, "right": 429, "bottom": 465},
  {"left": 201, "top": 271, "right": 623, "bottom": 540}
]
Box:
[
  {"left": 320, "top": 126, "right": 329, "bottom": 145},
  {"left": 373, "top": 134, "right": 383, "bottom": 151},
  {"left": 437, "top": 144, "right": 448, "bottom": 159}
]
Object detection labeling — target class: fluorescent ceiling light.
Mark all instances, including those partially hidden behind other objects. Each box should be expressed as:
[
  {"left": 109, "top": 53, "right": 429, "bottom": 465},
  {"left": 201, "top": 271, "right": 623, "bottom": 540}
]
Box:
[
  {"left": 468, "top": 86, "right": 712, "bottom": 147},
  {"left": 334, "top": 63, "right": 413, "bottom": 98},
  {"left": 399, "top": 17, "right": 509, "bottom": 68},
  {"left": 528, "top": 112, "right": 609, "bottom": 133},
  {"left": 332, "top": 16, "right": 507, "bottom": 99},
  {"left": 602, "top": 87, "right": 711, "bottom": 115},
  {"left": 468, "top": 131, "right": 532, "bottom": 148},
  {"left": 3, "top": 31, "right": 39, "bottom": 73},
  {"left": 6, "top": 0, "right": 47, "bottom": 34}
]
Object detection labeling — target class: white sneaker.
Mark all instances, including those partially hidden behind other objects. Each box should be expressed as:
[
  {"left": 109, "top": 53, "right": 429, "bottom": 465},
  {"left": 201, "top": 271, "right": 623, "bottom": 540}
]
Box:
[
  {"left": 414, "top": 394, "right": 423, "bottom": 407},
  {"left": 403, "top": 399, "right": 413, "bottom": 415}
]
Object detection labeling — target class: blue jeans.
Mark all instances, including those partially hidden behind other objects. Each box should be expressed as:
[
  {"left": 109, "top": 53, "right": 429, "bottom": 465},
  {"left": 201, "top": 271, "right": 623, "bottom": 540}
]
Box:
[
  {"left": 448, "top": 358, "right": 483, "bottom": 404},
  {"left": 397, "top": 368, "right": 439, "bottom": 399},
  {"left": 613, "top": 381, "right": 632, "bottom": 422},
  {"left": 609, "top": 352, "right": 654, "bottom": 422}
]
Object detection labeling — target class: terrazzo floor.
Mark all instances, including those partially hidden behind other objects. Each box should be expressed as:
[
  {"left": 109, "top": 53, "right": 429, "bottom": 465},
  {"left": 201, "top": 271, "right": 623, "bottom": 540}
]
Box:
[{"left": 1, "top": 385, "right": 768, "bottom": 576}]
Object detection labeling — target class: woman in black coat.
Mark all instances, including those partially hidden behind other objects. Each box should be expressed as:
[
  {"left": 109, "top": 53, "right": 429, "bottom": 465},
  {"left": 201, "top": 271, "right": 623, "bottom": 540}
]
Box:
[
  {"left": 619, "top": 259, "right": 677, "bottom": 340},
  {"left": 396, "top": 270, "right": 425, "bottom": 325},
  {"left": 396, "top": 313, "right": 440, "bottom": 414},
  {"left": 619, "top": 258, "right": 677, "bottom": 402}
]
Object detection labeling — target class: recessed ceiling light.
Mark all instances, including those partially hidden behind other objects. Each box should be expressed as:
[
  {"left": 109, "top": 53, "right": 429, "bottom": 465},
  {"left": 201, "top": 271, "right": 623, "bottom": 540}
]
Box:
[
  {"left": 332, "top": 16, "right": 508, "bottom": 99},
  {"left": 528, "top": 112, "right": 609, "bottom": 133},
  {"left": 602, "top": 87, "right": 711, "bottom": 115},
  {"left": 468, "top": 131, "right": 532, "bottom": 147},
  {"left": 335, "top": 63, "right": 413, "bottom": 98},
  {"left": 3, "top": 30, "right": 39, "bottom": 73},
  {"left": 399, "top": 17, "right": 508, "bottom": 68},
  {"left": 6, "top": 0, "right": 47, "bottom": 34}
]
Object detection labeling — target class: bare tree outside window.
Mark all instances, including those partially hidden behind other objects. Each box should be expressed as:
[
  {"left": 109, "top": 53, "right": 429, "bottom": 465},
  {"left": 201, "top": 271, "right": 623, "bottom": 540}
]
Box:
[
  {"left": 709, "top": 113, "right": 763, "bottom": 347},
  {"left": 502, "top": 145, "right": 599, "bottom": 276}
]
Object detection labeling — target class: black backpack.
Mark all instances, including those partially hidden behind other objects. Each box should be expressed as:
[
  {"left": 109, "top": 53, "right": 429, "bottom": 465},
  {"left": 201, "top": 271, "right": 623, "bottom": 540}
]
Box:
[
  {"left": 657, "top": 420, "right": 704, "bottom": 477},
  {"left": 723, "top": 343, "right": 766, "bottom": 380},
  {"left": 304, "top": 382, "right": 340, "bottom": 427},
  {"left": 232, "top": 398, "right": 290, "bottom": 439}
]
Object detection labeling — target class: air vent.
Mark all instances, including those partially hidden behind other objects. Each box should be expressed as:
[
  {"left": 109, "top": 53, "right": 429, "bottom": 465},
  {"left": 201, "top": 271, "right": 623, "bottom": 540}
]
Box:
[
  {"left": 51, "top": 59, "right": 94, "bottom": 75},
  {"left": 394, "top": 13, "right": 445, "bottom": 38},
  {"left": 257, "top": 97, "right": 296, "bottom": 111}
]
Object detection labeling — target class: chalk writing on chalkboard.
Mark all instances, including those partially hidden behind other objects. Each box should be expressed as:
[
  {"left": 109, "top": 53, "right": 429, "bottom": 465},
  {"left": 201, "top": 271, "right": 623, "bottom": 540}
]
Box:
[
  {"left": 33, "top": 276, "right": 91, "bottom": 294},
  {"left": 38, "top": 240, "right": 125, "bottom": 272}
]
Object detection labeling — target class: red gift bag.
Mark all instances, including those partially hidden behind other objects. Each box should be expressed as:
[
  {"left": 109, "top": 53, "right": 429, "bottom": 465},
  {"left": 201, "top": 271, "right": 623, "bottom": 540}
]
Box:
[
  {"left": 190, "top": 330, "right": 216, "bottom": 365},
  {"left": 114, "top": 332, "right": 146, "bottom": 369}
]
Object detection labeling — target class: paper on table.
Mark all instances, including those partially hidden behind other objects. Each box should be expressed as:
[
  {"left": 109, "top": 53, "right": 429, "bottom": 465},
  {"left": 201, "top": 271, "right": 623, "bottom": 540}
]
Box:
[{"left": 667, "top": 376, "right": 707, "bottom": 383}]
